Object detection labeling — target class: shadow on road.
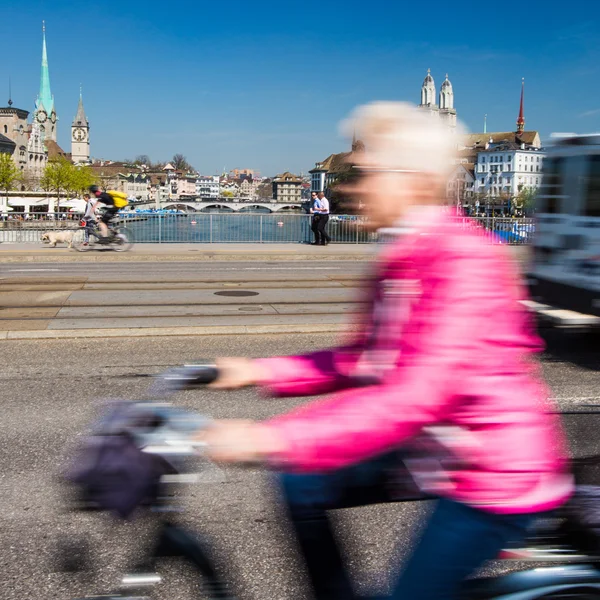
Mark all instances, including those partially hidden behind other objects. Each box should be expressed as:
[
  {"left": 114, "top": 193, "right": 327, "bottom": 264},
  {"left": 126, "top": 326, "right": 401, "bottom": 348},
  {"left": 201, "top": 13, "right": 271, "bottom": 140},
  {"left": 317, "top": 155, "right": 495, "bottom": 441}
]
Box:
[{"left": 539, "top": 326, "right": 600, "bottom": 372}]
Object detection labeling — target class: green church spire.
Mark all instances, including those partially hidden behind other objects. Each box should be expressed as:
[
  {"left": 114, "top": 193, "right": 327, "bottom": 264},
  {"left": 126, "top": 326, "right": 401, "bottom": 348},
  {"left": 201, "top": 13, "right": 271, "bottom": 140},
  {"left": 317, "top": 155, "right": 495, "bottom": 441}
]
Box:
[{"left": 36, "top": 21, "right": 54, "bottom": 114}]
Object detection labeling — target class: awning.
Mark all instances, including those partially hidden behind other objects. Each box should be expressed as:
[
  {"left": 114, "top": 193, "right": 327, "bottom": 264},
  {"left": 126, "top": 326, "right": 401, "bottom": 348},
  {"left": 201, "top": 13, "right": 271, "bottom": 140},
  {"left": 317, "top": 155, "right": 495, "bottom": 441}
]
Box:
[{"left": 8, "top": 198, "right": 51, "bottom": 207}]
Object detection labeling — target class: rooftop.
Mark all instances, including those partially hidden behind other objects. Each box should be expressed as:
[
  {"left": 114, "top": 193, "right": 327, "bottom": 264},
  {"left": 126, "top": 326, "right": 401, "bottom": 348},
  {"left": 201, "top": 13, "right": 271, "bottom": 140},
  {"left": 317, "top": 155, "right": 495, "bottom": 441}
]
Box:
[{"left": 462, "top": 131, "right": 541, "bottom": 149}]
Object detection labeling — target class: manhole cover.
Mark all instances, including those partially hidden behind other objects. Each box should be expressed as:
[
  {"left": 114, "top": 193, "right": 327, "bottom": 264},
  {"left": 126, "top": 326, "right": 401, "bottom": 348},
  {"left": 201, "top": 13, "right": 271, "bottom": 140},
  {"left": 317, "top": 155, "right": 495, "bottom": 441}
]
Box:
[
  {"left": 214, "top": 290, "right": 259, "bottom": 297},
  {"left": 238, "top": 307, "right": 263, "bottom": 312}
]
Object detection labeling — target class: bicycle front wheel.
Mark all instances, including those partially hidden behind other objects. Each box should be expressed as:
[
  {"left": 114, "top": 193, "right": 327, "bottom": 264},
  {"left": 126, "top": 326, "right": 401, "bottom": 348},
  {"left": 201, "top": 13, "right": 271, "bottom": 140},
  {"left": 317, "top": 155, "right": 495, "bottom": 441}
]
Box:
[{"left": 112, "top": 227, "right": 134, "bottom": 252}]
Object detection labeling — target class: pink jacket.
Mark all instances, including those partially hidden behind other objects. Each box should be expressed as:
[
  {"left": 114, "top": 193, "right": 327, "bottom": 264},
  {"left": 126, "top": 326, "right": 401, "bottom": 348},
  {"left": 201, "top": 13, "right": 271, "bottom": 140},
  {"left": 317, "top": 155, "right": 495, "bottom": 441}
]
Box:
[{"left": 258, "top": 210, "right": 573, "bottom": 514}]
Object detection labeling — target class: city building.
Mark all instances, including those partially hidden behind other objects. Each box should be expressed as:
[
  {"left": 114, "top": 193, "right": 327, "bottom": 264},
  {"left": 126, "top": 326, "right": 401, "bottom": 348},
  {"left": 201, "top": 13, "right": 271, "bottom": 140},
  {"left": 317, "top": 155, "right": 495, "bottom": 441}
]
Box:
[
  {"left": 272, "top": 172, "right": 303, "bottom": 203},
  {"left": 466, "top": 81, "right": 544, "bottom": 209},
  {"left": 177, "top": 173, "right": 198, "bottom": 199},
  {"left": 229, "top": 168, "right": 255, "bottom": 179},
  {"left": 71, "top": 92, "right": 90, "bottom": 164},
  {"left": 309, "top": 136, "right": 364, "bottom": 196},
  {"left": 418, "top": 69, "right": 457, "bottom": 129},
  {"left": 239, "top": 177, "right": 259, "bottom": 199},
  {"left": 0, "top": 103, "right": 30, "bottom": 171},
  {"left": 221, "top": 180, "right": 240, "bottom": 198},
  {"left": 196, "top": 175, "right": 220, "bottom": 199},
  {"left": 117, "top": 173, "right": 151, "bottom": 201},
  {"left": 446, "top": 163, "right": 475, "bottom": 204},
  {"left": 0, "top": 133, "right": 15, "bottom": 155}
]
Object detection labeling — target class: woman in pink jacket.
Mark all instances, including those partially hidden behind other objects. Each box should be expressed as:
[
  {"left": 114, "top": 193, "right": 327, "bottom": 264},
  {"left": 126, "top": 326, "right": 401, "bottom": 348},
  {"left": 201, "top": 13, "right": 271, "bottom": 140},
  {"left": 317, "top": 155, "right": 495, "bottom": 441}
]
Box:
[{"left": 203, "top": 102, "right": 573, "bottom": 600}]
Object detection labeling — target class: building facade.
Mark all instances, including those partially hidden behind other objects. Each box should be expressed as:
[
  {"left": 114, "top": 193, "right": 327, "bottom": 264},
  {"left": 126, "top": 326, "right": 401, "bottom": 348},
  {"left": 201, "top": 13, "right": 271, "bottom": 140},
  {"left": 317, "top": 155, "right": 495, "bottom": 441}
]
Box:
[
  {"left": 446, "top": 163, "right": 475, "bottom": 204},
  {"left": 272, "top": 172, "right": 302, "bottom": 202},
  {"left": 196, "top": 175, "right": 220, "bottom": 199},
  {"left": 0, "top": 105, "right": 30, "bottom": 172},
  {"left": 463, "top": 80, "right": 544, "bottom": 204},
  {"left": 117, "top": 173, "right": 151, "bottom": 201},
  {"left": 474, "top": 144, "right": 544, "bottom": 198},
  {"left": 418, "top": 69, "right": 457, "bottom": 129}
]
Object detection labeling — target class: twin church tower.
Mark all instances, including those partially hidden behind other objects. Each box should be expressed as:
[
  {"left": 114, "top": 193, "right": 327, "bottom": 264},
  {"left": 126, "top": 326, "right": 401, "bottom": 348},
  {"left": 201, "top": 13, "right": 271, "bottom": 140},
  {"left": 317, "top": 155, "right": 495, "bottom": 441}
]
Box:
[{"left": 31, "top": 22, "right": 90, "bottom": 164}]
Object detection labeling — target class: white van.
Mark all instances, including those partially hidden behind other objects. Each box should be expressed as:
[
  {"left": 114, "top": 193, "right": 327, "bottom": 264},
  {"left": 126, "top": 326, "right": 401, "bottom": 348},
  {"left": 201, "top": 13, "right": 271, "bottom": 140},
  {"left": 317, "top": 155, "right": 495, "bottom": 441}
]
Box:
[{"left": 527, "top": 134, "right": 600, "bottom": 326}]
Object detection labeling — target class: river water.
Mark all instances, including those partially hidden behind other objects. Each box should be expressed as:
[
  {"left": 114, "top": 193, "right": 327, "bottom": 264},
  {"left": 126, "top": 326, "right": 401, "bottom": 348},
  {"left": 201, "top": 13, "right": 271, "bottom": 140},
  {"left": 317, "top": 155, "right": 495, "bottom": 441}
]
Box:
[{"left": 122, "top": 212, "right": 370, "bottom": 244}]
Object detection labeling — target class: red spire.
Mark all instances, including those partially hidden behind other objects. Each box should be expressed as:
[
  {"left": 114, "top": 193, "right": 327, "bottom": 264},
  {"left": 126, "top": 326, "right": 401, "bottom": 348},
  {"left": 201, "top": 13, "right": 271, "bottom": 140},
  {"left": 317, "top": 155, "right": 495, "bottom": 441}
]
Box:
[{"left": 516, "top": 78, "right": 525, "bottom": 134}]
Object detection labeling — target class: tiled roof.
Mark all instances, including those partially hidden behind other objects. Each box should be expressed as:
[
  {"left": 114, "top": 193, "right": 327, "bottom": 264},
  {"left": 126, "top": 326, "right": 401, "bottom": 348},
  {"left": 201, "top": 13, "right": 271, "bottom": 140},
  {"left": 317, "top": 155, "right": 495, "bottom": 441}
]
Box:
[
  {"left": 44, "top": 139, "right": 68, "bottom": 159},
  {"left": 462, "top": 131, "right": 541, "bottom": 149},
  {"left": 0, "top": 133, "right": 16, "bottom": 148},
  {"left": 274, "top": 171, "right": 302, "bottom": 182}
]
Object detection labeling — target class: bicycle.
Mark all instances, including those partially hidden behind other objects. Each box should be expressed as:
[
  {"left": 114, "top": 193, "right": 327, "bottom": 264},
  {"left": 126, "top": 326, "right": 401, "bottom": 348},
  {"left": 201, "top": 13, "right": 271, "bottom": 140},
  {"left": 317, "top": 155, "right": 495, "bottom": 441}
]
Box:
[
  {"left": 72, "top": 214, "right": 134, "bottom": 252},
  {"left": 61, "top": 364, "right": 600, "bottom": 599}
]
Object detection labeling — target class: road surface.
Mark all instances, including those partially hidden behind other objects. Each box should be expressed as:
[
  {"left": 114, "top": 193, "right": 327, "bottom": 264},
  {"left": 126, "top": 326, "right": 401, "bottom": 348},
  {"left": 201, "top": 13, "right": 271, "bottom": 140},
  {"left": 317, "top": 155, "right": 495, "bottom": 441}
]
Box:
[{"left": 1, "top": 331, "right": 598, "bottom": 600}]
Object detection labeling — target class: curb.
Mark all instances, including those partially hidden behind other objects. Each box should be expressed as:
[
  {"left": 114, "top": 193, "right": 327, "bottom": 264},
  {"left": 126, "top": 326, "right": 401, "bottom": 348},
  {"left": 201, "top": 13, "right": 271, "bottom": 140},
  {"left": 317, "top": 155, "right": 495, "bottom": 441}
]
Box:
[
  {"left": 0, "top": 253, "right": 371, "bottom": 263},
  {"left": 0, "top": 323, "right": 348, "bottom": 340}
]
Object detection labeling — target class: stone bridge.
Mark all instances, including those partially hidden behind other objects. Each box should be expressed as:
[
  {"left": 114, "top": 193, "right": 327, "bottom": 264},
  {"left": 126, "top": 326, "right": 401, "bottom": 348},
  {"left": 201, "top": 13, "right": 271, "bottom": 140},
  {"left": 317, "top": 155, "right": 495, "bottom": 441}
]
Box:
[{"left": 134, "top": 200, "right": 304, "bottom": 213}]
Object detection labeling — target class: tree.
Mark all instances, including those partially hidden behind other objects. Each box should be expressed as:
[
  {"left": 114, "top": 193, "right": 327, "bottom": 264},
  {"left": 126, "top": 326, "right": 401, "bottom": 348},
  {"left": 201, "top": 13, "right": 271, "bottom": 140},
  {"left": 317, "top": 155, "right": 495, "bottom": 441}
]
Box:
[
  {"left": 512, "top": 187, "right": 537, "bottom": 216},
  {"left": 41, "top": 157, "right": 74, "bottom": 213},
  {"left": 70, "top": 165, "right": 97, "bottom": 196},
  {"left": 0, "top": 153, "right": 21, "bottom": 194},
  {"left": 256, "top": 182, "right": 272, "bottom": 200},
  {"left": 221, "top": 190, "right": 234, "bottom": 198},
  {"left": 0, "top": 153, "right": 21, "bottom": 213},
  {"left": 172, "top": 153, "right": 193, "bottom": 172},
  {"left": 134, "top": 154, "right": 151, "bottom": 167}
]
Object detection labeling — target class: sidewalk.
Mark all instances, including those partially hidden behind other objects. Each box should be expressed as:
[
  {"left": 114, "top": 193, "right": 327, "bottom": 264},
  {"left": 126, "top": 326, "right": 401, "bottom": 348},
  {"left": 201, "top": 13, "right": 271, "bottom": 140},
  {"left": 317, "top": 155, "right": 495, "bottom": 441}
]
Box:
[
  {"left": 0, "top": 242, "right": 530, "bottom": 264},
  {"left": 0, "top": 242, "right": 375, "bottom": 263}
]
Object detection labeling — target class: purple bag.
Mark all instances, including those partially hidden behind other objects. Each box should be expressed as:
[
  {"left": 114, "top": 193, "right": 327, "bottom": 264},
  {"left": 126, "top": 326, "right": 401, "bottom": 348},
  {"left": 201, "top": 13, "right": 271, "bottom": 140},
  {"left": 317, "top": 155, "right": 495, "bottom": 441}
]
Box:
[{"left": 65, "top": 402, "right": 175, "bottom": 518}]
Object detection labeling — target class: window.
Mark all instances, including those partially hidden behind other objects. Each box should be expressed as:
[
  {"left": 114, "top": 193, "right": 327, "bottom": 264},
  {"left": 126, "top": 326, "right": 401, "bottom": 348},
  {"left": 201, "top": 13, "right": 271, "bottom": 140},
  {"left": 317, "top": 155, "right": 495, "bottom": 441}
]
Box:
[
  {"left": 585, "top": 155, "right": 600, "bottom": 217},
  {"left": 482, "top": 156, "right": 485, "bottom": 163},
  {"left": 508, "top": 155, "right": 512, "bottom": 161},
  {"left": 3, "top": 125, "right": 6, "bottom": 134},
  {"left": 481, "top": 178, "right": 484, "bottom": 184}
]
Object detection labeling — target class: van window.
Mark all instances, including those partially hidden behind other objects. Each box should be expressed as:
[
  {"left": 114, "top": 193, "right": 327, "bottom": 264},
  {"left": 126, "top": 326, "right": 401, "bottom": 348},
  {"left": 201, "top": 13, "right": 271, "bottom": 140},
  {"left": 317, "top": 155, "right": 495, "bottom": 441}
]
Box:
[
  {"left": 541, "top": 157, "right": 564, "bottom": 214},
  {"left": 585, "top": 156, "right": 600, "bottom": 217}
]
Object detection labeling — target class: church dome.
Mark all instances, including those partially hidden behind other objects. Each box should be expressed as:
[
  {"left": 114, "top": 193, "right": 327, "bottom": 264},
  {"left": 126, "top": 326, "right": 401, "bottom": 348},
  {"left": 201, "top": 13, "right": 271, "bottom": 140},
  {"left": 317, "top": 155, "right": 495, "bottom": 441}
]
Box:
[
  {"left": 441, "top": 74, "right": 452, "bottom": 89},
  {"left": 423, "top": 68, "right": 434, "bottom": 86}
]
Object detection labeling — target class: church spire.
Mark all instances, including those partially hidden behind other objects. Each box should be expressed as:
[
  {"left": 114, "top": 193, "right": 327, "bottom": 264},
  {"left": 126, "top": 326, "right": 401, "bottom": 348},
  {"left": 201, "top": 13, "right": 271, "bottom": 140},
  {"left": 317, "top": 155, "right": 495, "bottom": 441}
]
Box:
[
  {"left": 516, "top": 78, "right": 525, "bottom": 134},
  {"left": 73, "top": 88, "right": 88, "bottom": 126},
  {"left": 37, "top": 21, "right": 54, "bottom": 114}
]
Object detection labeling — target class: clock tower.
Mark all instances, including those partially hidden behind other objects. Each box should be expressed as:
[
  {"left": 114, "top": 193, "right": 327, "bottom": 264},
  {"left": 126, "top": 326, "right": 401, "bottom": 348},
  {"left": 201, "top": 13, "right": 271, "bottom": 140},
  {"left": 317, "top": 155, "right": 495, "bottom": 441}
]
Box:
[{"left": 71, "top": 92, "right": 90, "bottom": 164}]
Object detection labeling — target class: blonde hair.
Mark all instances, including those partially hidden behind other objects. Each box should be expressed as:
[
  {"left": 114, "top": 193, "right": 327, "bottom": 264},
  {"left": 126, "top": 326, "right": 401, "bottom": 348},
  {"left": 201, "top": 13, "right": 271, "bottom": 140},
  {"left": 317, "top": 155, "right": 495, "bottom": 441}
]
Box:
[{"left": 341, "top": 101, "right": 466, "bottom": 179}]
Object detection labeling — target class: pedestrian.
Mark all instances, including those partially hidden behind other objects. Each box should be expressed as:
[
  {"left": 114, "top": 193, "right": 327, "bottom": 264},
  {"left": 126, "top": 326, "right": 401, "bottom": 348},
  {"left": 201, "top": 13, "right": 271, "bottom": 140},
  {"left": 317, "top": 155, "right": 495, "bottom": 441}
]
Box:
[
  {"left": 82, "top": 193, "right": 97, "bottom": 245},
  {"left": 309, "top": 191, "right": 322, "bottom": 245},
  {"left": 316, "top": 191, "right": 331, "bottom": 245}
]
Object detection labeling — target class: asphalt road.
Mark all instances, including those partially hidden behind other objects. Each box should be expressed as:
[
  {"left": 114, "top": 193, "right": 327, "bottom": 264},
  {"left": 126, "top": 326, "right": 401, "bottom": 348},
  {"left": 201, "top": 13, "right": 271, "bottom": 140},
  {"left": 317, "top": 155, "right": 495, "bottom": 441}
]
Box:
[{"left": 1, "top": 331, "right": 599, "bottom": 600}]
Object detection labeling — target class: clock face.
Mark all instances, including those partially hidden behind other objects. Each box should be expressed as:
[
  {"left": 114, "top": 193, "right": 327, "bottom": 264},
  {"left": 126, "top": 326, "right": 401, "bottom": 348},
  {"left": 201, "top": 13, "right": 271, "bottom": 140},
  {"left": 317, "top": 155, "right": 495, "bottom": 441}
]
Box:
[
  {"left": 74, "top": 128, "right": 86, "bottom": 142},
  {"left": 37, "top": 110, "right": 47, "bottom": 123}
]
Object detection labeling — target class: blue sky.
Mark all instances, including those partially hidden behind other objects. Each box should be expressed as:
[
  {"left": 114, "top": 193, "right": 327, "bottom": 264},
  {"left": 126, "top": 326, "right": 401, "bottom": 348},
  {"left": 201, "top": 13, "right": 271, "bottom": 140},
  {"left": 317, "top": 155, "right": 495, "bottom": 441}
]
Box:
[{"left": 3, "top": 0, "right": 600, "bottom": 175}]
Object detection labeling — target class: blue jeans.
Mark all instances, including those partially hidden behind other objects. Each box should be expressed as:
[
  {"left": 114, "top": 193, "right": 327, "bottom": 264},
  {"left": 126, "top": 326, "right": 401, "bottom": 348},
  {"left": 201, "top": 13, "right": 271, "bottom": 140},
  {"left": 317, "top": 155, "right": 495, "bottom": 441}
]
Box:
[{"left": 280, "top": 453, "right": 533, "bottom": 600}]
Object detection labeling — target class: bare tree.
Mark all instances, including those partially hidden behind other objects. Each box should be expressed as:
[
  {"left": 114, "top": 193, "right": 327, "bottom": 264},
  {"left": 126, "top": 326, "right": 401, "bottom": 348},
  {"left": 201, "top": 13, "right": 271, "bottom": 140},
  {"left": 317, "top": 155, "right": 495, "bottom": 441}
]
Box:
[
  {"left": 134, "top": 154, "right": 151, "bottom": 167},
  {"left": 172, "top": 154, "right": 193, "bottom": 172}
]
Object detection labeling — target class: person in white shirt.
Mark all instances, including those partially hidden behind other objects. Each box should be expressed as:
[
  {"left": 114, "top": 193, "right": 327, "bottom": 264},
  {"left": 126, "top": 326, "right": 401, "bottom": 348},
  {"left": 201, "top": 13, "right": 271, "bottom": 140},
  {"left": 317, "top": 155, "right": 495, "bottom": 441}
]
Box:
[
  {"left": 309, "top": 192, "right": 321, "bottom": 245},
  {"left": 316, "top": 191, "right": 331, "bottom": 245},
  {"left": 82, "top": 193, "right": 97, "bottom": 244}
]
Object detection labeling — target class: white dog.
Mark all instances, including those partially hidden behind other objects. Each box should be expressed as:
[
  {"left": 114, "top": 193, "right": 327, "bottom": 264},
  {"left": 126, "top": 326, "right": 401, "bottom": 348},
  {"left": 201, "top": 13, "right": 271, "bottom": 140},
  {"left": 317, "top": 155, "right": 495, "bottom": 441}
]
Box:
[{"left": 41, "top": 230, "right": 75, "bottom": 248}]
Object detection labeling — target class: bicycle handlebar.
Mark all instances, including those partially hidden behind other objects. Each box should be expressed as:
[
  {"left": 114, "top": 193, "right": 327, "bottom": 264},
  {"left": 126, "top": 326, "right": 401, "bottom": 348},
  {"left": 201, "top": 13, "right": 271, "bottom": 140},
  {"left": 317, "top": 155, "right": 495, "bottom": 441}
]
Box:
[{"left": 157, "top": 362, "right": 220, "bottom": 392}]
